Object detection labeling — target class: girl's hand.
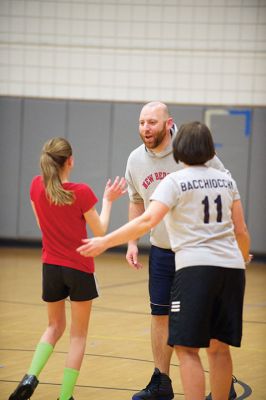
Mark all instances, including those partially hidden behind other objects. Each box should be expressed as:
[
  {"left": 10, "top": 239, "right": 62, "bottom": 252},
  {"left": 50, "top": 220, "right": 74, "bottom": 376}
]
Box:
[{"left": 103, "top": 176, "right": 127, "bottom": 202}]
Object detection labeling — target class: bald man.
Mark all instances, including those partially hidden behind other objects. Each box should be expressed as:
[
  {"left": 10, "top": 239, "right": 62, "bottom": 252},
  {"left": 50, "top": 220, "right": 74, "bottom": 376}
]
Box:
[{"left": 125, "top": 102, "right": 236, "bottom": 400}]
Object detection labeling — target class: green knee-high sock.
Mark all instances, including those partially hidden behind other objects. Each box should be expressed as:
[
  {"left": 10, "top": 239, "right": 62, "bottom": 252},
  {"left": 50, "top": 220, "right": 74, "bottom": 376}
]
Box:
[
  {"left": 28, "top": 342, "right": 54, "bottom": 377},
  {"left": 59, "top": 368, "right": 79, "bottom": 400}
]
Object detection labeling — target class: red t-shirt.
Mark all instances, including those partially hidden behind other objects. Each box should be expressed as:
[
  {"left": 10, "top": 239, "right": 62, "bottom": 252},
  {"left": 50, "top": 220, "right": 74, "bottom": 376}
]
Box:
[{"left": 30, "top": 175, "right": 98, "bottom": 273}]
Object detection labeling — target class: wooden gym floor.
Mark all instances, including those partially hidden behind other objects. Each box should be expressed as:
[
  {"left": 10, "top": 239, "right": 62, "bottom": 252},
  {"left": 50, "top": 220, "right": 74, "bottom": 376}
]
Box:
[{"left": 0, "top": 247, "right": 265, "bottom": 399}]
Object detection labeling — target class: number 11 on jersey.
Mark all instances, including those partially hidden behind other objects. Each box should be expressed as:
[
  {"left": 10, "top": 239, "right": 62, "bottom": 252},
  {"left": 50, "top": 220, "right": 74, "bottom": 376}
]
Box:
[{"left": 202, "top": 195, "right": 222, "bottom": 223}]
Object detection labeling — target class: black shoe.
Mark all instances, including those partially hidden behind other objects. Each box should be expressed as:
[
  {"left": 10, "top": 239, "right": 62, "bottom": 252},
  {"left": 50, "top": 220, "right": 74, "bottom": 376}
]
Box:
[
  {"left": 132, "top": 368, "right": 174, "bottom": 400},
  {"left": 57, "top": 398, "right": 74, "bottom": 400},
  {"left": 9, "top": 374, "right": 39, "bottom": 400},
  {"left": 206, "top": 376, "right": 237, "bottom": 400}
]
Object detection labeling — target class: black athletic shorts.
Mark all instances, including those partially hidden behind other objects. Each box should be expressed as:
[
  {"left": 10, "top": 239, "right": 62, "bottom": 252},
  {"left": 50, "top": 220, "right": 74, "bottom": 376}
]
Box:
[
  {"left": 42, "top": 263, "right": 99, "bottom": 302},
  {"left": 168, "top": 265, "right": 245, "bottom": 348}
]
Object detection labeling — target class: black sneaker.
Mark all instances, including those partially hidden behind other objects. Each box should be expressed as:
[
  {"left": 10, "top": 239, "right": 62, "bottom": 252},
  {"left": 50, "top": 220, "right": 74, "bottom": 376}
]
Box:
[
  {"left": 57, "top": 398, "right": 74, "bottom": 400},
  {"left": 206, "top": 376, "right": 237, "bottom": 400},
  {"left": 132, "top": 368, "right": 174, "bottom": 400},
  {"left": 9, "top": 374, "right": 39, "bottom": 400}
]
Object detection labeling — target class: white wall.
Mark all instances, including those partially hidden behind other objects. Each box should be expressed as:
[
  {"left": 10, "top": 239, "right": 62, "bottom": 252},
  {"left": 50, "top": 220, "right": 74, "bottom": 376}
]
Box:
[{"left": 0, "top": 0, "right": 265, "bottom": 105}]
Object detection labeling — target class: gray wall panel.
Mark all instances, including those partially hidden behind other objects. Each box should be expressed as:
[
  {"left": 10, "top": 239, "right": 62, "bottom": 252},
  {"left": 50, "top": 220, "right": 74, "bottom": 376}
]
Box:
[
  {"left": 0, "top": 98, "right": 21, "bottom": 237},
  {"left": 247, "top": 108, "right": 266, "bottom": 253},
  {"left": 108, "top": 103, "right": 144, "bottom": 242},
  {"left": 18, "top": 99, "right": 67, "bottom": 238},
  {"left": 168, "top": 105, "right": 203, "bottom": 127},
  {"left": 204, "top": 109, "right": 250, "bottom": 212},
  {"left": 110, "top": 102, "right": 143, "bottom": 178},
  {"left": 68, "top": 101, "right": 112, "bottom": 202}
]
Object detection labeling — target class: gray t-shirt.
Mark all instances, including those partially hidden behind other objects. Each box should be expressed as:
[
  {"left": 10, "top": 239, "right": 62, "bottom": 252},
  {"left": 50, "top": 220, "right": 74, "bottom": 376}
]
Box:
[
  {"left": 151, "top": 166, "right": 245, "bottom": 270},
  {"left": 125, "top": 129, "right": 230, "bottom": 249}
]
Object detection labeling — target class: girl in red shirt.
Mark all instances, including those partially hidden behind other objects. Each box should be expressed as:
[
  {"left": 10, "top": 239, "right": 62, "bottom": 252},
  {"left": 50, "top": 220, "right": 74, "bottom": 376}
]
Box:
[{"left": 9, "top": 137, "right": 126, "bottom": 400}]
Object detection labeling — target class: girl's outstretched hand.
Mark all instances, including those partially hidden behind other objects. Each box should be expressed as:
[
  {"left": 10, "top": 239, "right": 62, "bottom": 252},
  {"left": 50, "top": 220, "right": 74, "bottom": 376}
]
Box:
[{"left": 103, "top": 176, "right": 127, "bottom": 202}]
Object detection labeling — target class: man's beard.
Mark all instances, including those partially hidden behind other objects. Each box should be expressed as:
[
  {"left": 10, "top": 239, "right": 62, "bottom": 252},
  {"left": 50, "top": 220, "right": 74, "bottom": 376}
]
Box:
[{"left": 141, "top": 123, "right": 167, "bottom": 149}]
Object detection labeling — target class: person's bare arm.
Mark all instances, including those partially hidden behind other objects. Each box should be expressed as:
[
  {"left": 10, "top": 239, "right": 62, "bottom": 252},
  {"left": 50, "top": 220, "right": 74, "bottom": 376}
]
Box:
[
  {"left": 232, "top": 199, "right": 251, "bottom": 263},
  {"left": 77, "top": 201, "right": 169, "bottom": 258},
  {"left": 31, "top": 201, "right": 40, "bottom": 229},
  {"left": 84, "top": 177, "right": 127, "bottom": 236}
]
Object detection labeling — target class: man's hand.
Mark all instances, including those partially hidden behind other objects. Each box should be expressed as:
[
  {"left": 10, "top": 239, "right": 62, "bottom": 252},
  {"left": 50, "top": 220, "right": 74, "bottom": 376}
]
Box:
[{"left": 126, "top": 242, "right": 143, "bottom": 269}]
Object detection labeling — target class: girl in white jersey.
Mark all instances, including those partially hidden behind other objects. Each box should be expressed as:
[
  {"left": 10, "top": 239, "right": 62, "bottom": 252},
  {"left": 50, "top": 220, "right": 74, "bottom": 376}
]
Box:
[{"left": 77, "top": 121, "right": 250, "bottom": 400}]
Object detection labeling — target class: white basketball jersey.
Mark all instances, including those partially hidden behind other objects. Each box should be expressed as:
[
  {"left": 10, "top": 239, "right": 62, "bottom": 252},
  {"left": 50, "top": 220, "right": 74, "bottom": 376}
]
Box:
[{"left": 151, "top": 166, "right": 245, "bottom": 270}]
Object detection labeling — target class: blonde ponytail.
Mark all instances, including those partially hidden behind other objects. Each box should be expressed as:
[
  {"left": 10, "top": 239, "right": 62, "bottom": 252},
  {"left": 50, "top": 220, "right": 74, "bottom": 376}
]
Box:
[{"left": 40, "top": 137, "right": 74, "bottom": 206}]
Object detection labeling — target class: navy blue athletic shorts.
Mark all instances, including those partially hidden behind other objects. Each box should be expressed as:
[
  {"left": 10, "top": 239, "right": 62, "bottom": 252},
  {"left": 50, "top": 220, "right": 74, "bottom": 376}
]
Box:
[
  {"left": 42, "top": 263, "right": 99, "bottom": 302},
  {"left": 149, "top": 245, "right": 175, "bottom": 315},
  {"left": 168, "top": 265, "right": 246, "bottom": 348}
]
